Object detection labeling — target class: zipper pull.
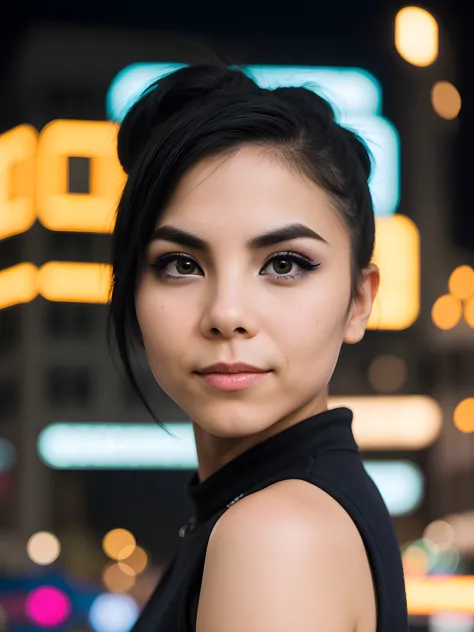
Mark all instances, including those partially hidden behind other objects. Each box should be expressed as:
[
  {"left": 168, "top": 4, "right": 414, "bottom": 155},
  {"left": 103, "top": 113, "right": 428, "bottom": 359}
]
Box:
[{"left": 179, "top": 515, "right": 197, "bottom": 538}]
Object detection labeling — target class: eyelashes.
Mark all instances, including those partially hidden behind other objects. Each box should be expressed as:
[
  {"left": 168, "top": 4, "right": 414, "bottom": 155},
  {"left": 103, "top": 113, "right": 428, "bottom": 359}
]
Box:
[{"left": 149, "top": 251, "right": 321, "bottom": 282}]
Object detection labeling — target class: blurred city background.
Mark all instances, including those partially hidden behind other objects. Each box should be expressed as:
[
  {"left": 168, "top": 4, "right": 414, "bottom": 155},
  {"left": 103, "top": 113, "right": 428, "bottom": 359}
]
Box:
[{"left": 1, "top": 1, "right": 473, "bottom": 630}]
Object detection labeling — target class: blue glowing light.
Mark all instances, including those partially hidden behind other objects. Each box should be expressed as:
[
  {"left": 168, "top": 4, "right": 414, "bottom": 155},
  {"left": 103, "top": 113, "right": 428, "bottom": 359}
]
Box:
[
  {"left": 89, "top": 593, "right": 139, "bottom": 632},
  {"left": 363, "top": 460, "right": 424, "bottom": 516}
]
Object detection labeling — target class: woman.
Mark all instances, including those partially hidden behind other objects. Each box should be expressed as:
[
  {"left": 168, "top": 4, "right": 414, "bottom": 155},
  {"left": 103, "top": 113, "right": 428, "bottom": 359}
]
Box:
[{"left": 108, "top": 63, "right": 408, "bottom": 631}]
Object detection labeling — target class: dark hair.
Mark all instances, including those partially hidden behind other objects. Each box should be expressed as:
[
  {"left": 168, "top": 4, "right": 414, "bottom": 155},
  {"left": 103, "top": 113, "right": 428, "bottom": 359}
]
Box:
[{"left": 107, "top": 62, "right": 375, "bottom": 426}]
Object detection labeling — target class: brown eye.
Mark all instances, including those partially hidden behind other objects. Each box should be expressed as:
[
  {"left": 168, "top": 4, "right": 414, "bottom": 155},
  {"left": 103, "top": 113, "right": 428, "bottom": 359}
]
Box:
[
  {"left": 272, "top": 257, "right": 294, "bottom": 275},
  {"left": 260, "top": 252, "right": 321, "bottom": 281},
  {"left": 175, "top": 259, "right": 197, "bottom": 275},
  {"left": 150, "top": 253, "right": 203, "bottom": 279}
]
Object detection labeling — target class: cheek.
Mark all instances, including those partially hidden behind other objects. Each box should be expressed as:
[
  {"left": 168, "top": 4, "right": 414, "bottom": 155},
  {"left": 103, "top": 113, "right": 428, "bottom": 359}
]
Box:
[
  {"left": 135, "top": 290, "right": 194, "bottom": 400},
  {"left": 135, "top": 281, "right": 189, "bottom": 365},
  {"left": 266, "top": 278, "right": 350, "bottom": 391},
  {"left": 271, "top": 274, "right": 350, "bottom": 349}
]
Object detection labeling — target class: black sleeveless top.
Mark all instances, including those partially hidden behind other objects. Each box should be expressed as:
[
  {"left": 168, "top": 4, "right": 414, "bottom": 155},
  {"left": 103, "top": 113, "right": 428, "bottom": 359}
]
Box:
[{"left": 131, "top": 407, "right": 408, "bottom": 631}]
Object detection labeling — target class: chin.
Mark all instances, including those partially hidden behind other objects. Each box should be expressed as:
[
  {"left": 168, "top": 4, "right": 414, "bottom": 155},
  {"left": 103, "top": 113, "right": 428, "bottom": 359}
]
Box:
[{"left": 190, "top": 403, "right": 277, "bottom": 438}]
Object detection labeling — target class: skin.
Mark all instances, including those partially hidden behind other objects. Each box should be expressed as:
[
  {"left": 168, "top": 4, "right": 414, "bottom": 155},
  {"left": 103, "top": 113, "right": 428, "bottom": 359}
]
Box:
[
  {"left": 196, "top": 480, "right": 378, "bottom": 632},
  {"left": 136, "top": 144, "right": 379, "bottom": 482}
]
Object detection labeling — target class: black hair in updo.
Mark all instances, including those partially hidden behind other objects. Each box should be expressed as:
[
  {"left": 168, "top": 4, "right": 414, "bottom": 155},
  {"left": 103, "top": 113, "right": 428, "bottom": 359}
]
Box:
[{"left": 107, "top": 62, "right": 375, "bottom": 425}]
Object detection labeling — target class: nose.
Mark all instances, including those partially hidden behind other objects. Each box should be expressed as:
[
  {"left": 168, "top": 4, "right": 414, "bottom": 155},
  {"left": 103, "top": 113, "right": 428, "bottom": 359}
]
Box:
[{"left": 199, "top": 275, "right": 258, "bottom": 339}]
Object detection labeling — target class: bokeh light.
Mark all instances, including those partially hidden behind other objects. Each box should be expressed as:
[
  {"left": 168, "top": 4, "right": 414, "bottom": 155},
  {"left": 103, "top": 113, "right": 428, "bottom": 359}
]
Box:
[
  {"left": 453, "top": 398, "right": 474, "bottom": 433},
  {"left": 25, "top": 586, "right": 72, "bottom": 628},
  {"left": 443, "top": 511, "right": 474, "bottom": 556},
  {"left": 402, "top": 537, "right": 458, "bottom": 577},
  {"left": 448, "top": 266, "right": 474, "bottom": 301},
  {"left": 27, "top": 531, "right": 61, "bottom": 566},
  {"left": 428, "top": 546, "right": 461, "bottom": 575},
  {"left": 464, "top": 296, "right": 474, "bottom": 328},
  {"left": 102, "top": 562, "right": 136, "bottom": 593},
  {"left": 89, "top": 593, "right": 139, "bottom": 632},
  {"left": 395, "top": 6, "right": 438, "bottom": 67},
  {"left": 119, "top": 546, "right": 148, "bottom": 576},
  {"left": 102, "top": 528, "right": 136, "bottom": 561},
  {"left": 368, "top": 354, "right": 407, "bottom": 393},
  {"left": 431, "top": 81, "right": 462, "bottom": 120},
  {"left": 431, "top": 294, "right": 463, "bottom": 330},
  {"left": 424, "top": 520, "right": 455, "bottom": 552},
  {"left": 402, "top": 540, "right": 430, "bottom": 577}
]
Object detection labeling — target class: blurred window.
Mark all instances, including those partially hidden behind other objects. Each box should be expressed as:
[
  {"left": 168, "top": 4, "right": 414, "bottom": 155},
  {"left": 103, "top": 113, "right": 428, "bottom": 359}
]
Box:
[
  {"left": 0, "top": 309, "right": 21, "bottom": 355},
  {"left": 47, "top": 231, "right": 94, "bottom": 260},
  {"left": 46, "top": 367, "right": 93, "bottom": 406},
  {"left": 0, "top": 378, "right": 19, "bottom": 419},
  {"left": 0, "top": 236, "right": 18, "bottom": 269},
  {"left": 45, "top": 303, "right": 94, "bottom": 339}
]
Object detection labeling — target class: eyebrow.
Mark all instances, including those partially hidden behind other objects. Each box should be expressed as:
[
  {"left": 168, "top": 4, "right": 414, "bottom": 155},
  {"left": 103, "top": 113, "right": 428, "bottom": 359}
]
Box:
[{"left": 149, "top": 222, "right": 329, "bottom": 251}]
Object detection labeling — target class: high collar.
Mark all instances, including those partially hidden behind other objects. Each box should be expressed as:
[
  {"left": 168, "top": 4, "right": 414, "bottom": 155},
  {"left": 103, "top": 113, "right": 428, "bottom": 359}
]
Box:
[{"left": 187, "top": 407, "right": 358, "bottom": 523}]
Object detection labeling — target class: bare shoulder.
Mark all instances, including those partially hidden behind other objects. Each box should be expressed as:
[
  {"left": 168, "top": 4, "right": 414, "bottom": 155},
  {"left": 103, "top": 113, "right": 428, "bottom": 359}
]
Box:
[{"left": 196, "top": 479, "right": 377, "bottom": 632}]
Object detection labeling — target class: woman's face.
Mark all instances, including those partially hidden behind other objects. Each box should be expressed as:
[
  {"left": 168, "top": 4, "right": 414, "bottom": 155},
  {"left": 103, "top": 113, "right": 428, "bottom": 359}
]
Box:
[{"left": 135, "top": 146, "right": 378, "bottom": 438}]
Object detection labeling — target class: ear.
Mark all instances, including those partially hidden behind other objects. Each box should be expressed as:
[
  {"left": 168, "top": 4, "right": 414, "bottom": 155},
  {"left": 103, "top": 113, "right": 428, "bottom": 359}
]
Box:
[{"left": 343, "top": 263, "right": 380, "bottom": 345}]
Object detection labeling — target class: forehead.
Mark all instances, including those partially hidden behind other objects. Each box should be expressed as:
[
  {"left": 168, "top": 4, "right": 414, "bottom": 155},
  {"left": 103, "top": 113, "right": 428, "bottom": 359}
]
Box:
[{"left": 159, "top": 146, "right": 348, "bottom": 247}]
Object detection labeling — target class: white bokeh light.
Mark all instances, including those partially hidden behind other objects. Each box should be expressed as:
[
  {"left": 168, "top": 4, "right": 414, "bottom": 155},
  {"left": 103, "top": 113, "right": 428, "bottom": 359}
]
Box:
[
  {"left": 26, "top": 531, "right": 61, "bottom": 566},
  {"left": 89, "top": 593, "right": 139, "bottom": 632}
]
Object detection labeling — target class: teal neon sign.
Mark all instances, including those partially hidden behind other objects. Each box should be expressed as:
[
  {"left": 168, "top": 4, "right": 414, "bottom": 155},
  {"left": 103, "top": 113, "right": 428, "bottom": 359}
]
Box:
[{"left": 106, "top": 64, "right": 400, "bottom": 216}]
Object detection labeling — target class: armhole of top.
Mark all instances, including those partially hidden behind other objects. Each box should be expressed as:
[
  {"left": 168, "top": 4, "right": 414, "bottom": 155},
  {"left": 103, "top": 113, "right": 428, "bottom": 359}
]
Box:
[{"left": 305, "top": 471, "right": 387, "bottom": 632}]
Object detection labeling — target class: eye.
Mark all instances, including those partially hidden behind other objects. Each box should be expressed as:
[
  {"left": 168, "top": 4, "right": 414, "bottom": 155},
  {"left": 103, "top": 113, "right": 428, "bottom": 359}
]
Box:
[
  {"left": 260, "top": 251, "right": 321, "bottom": 281},
  {"left": 150, "top": 253, "right": 202, "bottom": 279},
  {"left": 149, "top": 251, "right": 320, "bottom": 281}
]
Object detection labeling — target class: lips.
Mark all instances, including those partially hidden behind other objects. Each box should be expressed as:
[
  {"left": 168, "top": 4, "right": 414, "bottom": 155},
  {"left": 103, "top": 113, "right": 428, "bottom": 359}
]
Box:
[
  {"left": 196, "top": 370, "right": 271, "bottom": 391},
  {"left": 196, "top": 362, "right": 268, "bottom": 374}
]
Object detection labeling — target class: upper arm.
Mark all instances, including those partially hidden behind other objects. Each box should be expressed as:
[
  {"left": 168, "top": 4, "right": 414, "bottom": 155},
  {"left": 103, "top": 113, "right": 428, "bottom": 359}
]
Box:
[{"left": 195, "top": 483, "right": 369, "bottom": 632}]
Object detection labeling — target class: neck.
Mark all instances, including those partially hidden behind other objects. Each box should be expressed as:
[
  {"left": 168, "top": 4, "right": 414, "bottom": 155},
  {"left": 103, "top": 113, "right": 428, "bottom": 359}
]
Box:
[{"left": 191, "top": 394, "right": 328, "bottom": 483}]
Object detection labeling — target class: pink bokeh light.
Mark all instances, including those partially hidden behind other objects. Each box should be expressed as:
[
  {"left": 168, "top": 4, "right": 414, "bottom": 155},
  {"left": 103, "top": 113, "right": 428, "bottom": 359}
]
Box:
[{"left": 25, "top": 586, "right": 72, "bottom": 628}]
